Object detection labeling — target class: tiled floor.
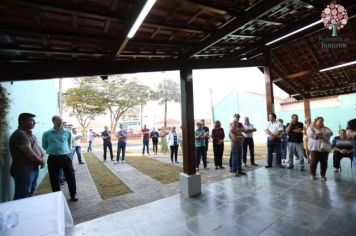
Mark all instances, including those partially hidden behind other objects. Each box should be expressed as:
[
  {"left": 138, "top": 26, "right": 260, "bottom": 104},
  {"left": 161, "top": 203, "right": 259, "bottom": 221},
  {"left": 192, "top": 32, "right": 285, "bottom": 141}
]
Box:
[{"left": 66, "top": 158, "right": 356, "bottom": 236}]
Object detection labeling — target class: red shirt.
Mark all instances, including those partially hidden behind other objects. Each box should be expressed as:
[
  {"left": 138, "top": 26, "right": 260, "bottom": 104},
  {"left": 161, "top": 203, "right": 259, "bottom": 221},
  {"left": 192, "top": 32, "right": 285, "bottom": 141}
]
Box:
[{"left": 142, "top": 128, "right": 150, "bottom": 140}]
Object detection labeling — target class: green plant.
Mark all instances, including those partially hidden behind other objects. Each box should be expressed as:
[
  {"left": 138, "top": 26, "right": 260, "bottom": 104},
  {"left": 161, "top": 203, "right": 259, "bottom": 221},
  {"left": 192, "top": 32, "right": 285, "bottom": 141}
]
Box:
[{"left": 0, "top": 84, "right": 10, "bottom": 165}]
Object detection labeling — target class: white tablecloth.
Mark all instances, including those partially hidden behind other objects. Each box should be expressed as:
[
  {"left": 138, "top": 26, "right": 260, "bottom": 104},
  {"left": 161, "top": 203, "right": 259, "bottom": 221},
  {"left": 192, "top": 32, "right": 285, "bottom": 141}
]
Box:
[{"left": 0, "top": 192, "right": 73, "bottom": 236}]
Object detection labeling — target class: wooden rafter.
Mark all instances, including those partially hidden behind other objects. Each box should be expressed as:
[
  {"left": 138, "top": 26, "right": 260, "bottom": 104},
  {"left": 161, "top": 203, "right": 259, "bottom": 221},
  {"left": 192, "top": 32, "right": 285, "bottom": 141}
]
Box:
[{"left": 179, "top": 0, "right": 286, "bottom": 59}]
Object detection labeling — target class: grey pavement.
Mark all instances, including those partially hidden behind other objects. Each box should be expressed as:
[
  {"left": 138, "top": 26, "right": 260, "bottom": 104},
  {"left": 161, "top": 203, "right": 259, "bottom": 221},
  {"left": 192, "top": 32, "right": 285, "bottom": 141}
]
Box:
[{"left": 67, "top": 157, "right": 356, "bottom": 236}]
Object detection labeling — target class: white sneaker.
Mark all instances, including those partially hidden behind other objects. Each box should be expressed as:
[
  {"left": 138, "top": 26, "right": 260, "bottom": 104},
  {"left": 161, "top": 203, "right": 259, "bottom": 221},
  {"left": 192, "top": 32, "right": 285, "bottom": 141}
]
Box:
[
  {"left": 121, "top": 160, "right": 125, "bottom": 163},
  {"left": 309, "top": 175, "right": 317, "bottom": 180},
  {"left": 333, "top": 168, "right": 338, "bottom": 172},
  {"left": 321, "top": 176, "right": 327, "bottom": 181}
]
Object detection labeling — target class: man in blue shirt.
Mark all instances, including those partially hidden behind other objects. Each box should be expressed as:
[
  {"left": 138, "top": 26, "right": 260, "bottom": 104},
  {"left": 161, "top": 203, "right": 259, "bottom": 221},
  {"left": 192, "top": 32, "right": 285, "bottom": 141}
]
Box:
[
  {"left": 42, "top": 115, "right": 78, "bottom": 201},
  {"left": 115, "top": 124, "right": 128, "bottom": 164}
]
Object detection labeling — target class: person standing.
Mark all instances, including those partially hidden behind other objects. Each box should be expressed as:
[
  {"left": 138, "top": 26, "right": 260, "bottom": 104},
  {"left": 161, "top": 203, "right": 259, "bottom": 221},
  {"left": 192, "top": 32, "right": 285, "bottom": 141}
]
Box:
[
  {"left": 115, "top": 124, "right": 128, "bottom": 164},
  {"left": 278, "top": 119, "right": 288, "bottom": 163},
  {"left": 307, "top": 116, "right": 333, "bottom": 181},
  {"left": 331, "top": 129, "right": 353, "bottom": 172},
  {"left": 264, "top": 113, "right": 284, "bottom": 168},
  {"left": 102, "top": 126, "right": 113, "bottom": 161},
  {"left": 9, "top": 113, "right": 45, "bottom": 200},
  {"left": 168, "top": 127, "right": 180, "bottom": 163},
  {"left": 42, "top": 115, "right": 78, "bottom": 201},
  {"left": 303, "top": 118, "right": 311, "bottom": 163},
  {"left": 346, "top": 118, "right": 356, "bottom": 171},
  {"left": 159, "top": 127, "right": 168, "bottom": 154},
  {"left": 150, "top": 128, "right": 159, "bottom": 155},
  {"left": 195, "top": 122, "right": 208, "bottom": 171},
  {"left": 87, "top": 129, "right": 94, "bottom": 152},
  {"left": 242, "top": 117, "right": 258, "bottom": 167},
  {"left": 211, "top": 120, "right": 225, "bottom": 169},
  {"left": 286, "top": 114, "right": 305, "bottom": 170},
  {"left": 72, "top": 128, "right": 84, "bottom": 164},
  {"left": 229, "top": 120, "right": 245, "bottom": 176},
  {"left": 201, "top": 119, "right": 209, "bottom": 157},
  {"left": 141, "top": 124, "right": 150, "bottom": 155}
]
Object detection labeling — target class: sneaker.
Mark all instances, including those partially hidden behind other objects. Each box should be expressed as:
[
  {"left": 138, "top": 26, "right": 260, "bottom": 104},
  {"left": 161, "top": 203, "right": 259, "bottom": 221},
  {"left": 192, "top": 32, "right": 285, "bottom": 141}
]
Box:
[
  {"left": 251, "top": 163, "right": 258, "bottom": 166},
  {"left": 276, "top": 165, "right": 285, "bottom": 168},
  {"left": 204, "top": 167, "right": 209, "bottom": 170},
  {"left": 220, "top": 166, "right": 225, "bottom": 169},
  {"left": 175, "top": 161, "right": 179, "bottom": 163},
  {"left": 196, "top": 168, "right": 199, "bottom": 172},
  {"left": 238, "top": 171, "right": 246, "bottom": 175},
  {"left": 333, "top": 168, "right": 339, "bottom": 172},
  {"left": 309, "top": 175, "right": 317, "bottom": 180},
  {"left": 321, "top": 176, "right": 327, "bottom": 181},
  {"left": 265, "top": 165, "right": 272, "bottom": 168},
  {"left": 114, "top": 161, "right": 119, "bottom": 164},
  {"left": 121, "top": 160, "right": 125, "bottom": 163},
  {"left": 215, "top": 166, "right": 219, "bottom": 170}
]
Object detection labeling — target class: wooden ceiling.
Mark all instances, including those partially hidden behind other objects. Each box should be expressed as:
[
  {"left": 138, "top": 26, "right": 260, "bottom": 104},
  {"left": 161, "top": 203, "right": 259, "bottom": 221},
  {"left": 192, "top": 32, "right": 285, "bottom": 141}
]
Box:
[{"left": 0, "top": 0, "right": 355, "bottom": 100}]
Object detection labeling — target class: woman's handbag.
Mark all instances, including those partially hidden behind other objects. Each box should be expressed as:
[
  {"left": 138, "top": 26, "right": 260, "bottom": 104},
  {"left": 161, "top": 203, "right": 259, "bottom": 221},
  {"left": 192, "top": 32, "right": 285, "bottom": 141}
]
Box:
[{"left": 320, "top": 141, "right": 332, "bottom": 152}]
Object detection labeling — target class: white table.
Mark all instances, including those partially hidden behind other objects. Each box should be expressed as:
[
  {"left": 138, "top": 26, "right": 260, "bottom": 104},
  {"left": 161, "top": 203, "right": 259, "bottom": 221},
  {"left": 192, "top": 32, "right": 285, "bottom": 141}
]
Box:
[{"left": 0, "top": 192, "right": 73, "bottom": 236}]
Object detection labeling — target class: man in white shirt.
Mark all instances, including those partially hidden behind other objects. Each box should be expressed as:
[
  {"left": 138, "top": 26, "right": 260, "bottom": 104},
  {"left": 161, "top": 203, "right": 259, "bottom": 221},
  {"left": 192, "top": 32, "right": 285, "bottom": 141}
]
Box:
[
  {"left": 264, "top": 113, "right": 284, "bottom": 168},
  {"left": 87, "top": 129, "right": 94, "bottom": 152},
  {"left": 72, "top": 128, "right": 84, "bottom": 164},
  {"left": 242, "top": 117, "right": 258, "bottom": 167}
]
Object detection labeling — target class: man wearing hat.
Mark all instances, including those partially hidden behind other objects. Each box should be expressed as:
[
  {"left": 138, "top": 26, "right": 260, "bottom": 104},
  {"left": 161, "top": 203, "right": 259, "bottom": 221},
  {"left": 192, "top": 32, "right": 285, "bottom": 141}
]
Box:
[
  {"left": 195, "top": 122, "right": 209, "bottom": 171},
  {"left": 115, "top": 124, "right": 128, "bottom": 164}
]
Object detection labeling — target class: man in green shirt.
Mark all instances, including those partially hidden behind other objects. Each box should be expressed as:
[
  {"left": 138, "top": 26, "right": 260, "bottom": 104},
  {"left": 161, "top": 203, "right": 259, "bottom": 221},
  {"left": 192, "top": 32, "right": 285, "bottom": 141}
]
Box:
[
  {"left": 195, "top": 122, "right": 209, "bottom": 171},
  {"left": 42, "top": 115, "right": 78, "bottom": 201}
]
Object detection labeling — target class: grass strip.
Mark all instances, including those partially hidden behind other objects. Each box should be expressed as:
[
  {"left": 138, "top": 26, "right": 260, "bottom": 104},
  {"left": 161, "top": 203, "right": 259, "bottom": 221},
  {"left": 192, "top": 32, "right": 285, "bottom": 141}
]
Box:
[
  {"left": 84, "top": 152, "right": 132, "bottom": 199},
  {"left": 125, "top": 153, "right": 182, "bottom": 184}
]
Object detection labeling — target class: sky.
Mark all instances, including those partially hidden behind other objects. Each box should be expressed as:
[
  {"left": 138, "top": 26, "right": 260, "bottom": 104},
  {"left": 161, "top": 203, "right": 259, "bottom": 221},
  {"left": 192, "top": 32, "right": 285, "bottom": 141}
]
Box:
[{"left": 60, "top": 67, "right": 289, "bottom": 130}]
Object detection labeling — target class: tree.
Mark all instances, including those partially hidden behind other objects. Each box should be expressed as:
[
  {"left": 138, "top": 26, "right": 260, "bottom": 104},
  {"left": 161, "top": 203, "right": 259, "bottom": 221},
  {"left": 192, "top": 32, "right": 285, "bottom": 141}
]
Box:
[
  {"left": 151, "top": 79, "right": 181, "bottom": 129},
  {"left": 63, "top": 82, "right": 106, "bottom": 134},
  {"left": 100, "top": 76, "right": 150, "bottom": 133}
]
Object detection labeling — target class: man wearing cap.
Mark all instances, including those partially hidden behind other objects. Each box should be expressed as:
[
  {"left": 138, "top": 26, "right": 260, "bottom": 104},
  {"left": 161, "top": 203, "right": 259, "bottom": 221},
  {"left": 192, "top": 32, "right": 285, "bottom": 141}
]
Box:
[
  {"left": 200, "top": 119, "right": 209, "bottom": 157},
  {"left": 115, "top": 124, "right": 128, "bottom": 164},
  {"left": 195, "top": 122, "right": 209, "bottom": 171},
  {"left": 102, "top": 126, "right": 114, "bottom": 161},
  {"left": 9, "top": 113, "right": 46, "bottom": 200}
]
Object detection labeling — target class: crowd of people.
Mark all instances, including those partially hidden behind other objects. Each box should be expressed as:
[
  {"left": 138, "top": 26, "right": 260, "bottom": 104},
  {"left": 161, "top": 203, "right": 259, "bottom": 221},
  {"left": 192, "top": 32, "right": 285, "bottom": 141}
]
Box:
[{"left": 7, "top": 111, "right": 356, "bottom": 202}]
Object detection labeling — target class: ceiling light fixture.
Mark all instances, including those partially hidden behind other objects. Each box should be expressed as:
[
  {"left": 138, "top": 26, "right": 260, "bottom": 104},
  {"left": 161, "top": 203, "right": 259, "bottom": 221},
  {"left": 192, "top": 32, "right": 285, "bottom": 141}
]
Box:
[
  {"left": 265, "top": 19, "right": 322, "bottom": 46},
  {"left": 319, "top": 61, "right": 356, "bottom": 72},
  {"left": 127, "top": 0, "right": 157, "bottom": 39}
]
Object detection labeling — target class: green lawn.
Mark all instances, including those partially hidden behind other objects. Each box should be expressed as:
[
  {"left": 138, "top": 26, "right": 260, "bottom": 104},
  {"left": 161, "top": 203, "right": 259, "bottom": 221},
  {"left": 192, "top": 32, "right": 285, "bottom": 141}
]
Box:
[
  {"left": 84, "top": 152, "right": 132, "bottom": 199},
  {"left": 125, "top": 153, "right": 183, "bottom": 184}
]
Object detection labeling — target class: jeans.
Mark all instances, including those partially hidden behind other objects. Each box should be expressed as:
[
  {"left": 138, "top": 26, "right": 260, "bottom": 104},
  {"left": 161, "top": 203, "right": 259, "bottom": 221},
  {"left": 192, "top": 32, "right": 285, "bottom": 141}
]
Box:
[
  {"left": 103, "top": 141, "right": 113, "bottom": 160},
  {"left": 242, "top": 138, "right": 255, "bottom": 164},
  {"left": 73, "top": 146, "right": 83, "bottom": 163},
  {"left": 117, "top": 142, "right": 127, "bottom": 161},
  {"left": 231, "top": 144, "right": 242, "bottom": 173},
  {"left": 195, "top": 146, "right": 207, "bottom": 168},
  {"left": 267, "top": 138, "right": 282, "bottom": 166},
  {"left": 10, "top": 167, "right": 39, "bottom": 200},
  {"left": 287, "top": 142, "right": 305, "bottom": 168},
  {"left": 87, "top": 140, "right": 93, "bottom": 152},
  {"left": 142, "top": 139, "right": 149, "bottom": 154},
  {"left": 280, "top": 139, "right": 288, "bottom": 160}
]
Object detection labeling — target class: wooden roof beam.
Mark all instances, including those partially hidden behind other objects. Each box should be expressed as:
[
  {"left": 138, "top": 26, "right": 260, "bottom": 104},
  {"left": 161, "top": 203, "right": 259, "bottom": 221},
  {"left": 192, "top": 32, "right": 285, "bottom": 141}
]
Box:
[
  {"left": 142, "top": 22, "right": 208, "bottom": 34},
  {"left": 3, "top": 0, "right": 127, "bottom": 22},
  {"left": 272, "top": 64, "right": 309, "bottom": 98},
  {"left": 112, "top": 1, "right": 150, "bottom": 61},
  {"left": 179, "top": 0, "right": 286, "bottom": 59}
]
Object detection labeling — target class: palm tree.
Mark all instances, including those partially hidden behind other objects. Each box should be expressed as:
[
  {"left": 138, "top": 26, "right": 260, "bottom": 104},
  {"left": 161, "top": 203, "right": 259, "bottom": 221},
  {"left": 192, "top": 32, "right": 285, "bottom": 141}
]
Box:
[{"left": 151, "top": 79, "right": 180, "bottom": 129}]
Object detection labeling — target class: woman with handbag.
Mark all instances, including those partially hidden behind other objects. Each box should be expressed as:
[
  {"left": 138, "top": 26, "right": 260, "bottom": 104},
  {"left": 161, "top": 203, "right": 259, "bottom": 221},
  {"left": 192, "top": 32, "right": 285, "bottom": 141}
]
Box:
[{"left": 307, "top": 116, "right": 333, "bottom": 181}]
